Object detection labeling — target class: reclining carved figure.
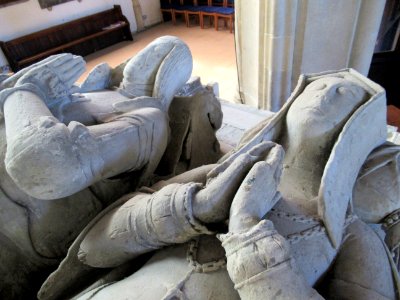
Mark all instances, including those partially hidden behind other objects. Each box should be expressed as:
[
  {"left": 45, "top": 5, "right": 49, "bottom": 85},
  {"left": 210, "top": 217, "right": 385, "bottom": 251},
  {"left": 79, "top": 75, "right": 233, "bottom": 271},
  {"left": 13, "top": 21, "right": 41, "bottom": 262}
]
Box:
[
  {"left": 0, "top": 36, "right": 223, "bottom": 299},
  {"left": 38, "top": 69, "right": 400, "bottom": 300}
]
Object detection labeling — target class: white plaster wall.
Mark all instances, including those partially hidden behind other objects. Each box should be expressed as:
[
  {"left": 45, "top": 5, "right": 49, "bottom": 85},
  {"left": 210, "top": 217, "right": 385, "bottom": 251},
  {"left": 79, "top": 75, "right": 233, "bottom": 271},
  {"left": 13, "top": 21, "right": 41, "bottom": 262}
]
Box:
[
  {"left": 137, "top": 0, "right": 162, "bottom": 27},
  {"left": 0, "top": 0, "right": 137, "bottom": 67}
]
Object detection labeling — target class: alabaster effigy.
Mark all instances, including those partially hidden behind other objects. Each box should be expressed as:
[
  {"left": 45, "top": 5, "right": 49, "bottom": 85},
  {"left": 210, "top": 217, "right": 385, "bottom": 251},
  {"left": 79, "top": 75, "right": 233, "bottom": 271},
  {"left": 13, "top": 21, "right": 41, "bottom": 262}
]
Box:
[
  {"left": 0, "top": 36, "right": 222, "bottom": 299},
  {"left": 39, "top": 69, "right": 400, "bottom": 300},
  {"left": 1, "top": 36, "right": 400, "bottom": 300}
]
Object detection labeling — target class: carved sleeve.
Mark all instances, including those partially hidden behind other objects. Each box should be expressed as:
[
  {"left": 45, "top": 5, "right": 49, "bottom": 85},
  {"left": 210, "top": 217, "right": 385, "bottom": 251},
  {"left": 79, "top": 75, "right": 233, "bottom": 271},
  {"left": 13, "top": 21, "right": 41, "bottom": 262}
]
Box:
[
  {"left": 323, "top": 219, "right": 398, "bottom": 299},
  {"left": 78, "top": 182, "right": 214, "bottom": 268},
  {"left": 219, "top": 220, "right": 323, "bottom": 300}
]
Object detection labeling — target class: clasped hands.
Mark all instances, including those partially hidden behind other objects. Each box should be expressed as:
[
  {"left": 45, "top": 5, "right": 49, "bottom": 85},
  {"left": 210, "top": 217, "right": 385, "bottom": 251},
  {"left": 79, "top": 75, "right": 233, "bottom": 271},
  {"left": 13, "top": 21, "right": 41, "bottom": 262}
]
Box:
[{"left": 193, "top": 141, "right": 284, "bottom": 233}]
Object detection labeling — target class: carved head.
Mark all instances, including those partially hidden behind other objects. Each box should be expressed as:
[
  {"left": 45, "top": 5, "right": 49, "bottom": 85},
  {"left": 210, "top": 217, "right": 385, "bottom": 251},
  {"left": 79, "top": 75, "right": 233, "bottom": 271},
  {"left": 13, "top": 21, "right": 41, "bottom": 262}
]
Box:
[
  {"left": 231, "top": 69, "right": 387, "bottom": 248},
  {"left": 286, "top": 76, "right": 370, "bottom": 140}
]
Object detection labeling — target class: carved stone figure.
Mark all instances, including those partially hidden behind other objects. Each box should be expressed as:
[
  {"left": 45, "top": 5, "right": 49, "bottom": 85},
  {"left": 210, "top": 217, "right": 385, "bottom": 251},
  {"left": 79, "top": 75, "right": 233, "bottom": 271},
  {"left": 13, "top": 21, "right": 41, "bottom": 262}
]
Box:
[
  {"left": 39, "top": 69, "right": 399, "bottom": 300},
  {"left": 221, "top": 70, "right": 399, "bottom": 299},
  {"left": 0, "top": 36, "right": 222, "bottom": 299},
  {"left": 352, "top": 142, "right": 400, "bottom": 269}
]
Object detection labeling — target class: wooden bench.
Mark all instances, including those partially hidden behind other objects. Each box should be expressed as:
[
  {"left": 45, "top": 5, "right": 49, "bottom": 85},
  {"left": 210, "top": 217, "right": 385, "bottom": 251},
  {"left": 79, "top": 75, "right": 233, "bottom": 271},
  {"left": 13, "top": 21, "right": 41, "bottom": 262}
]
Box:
[{"left": 1, "top": 5, "right": 133, "bottom": 72}]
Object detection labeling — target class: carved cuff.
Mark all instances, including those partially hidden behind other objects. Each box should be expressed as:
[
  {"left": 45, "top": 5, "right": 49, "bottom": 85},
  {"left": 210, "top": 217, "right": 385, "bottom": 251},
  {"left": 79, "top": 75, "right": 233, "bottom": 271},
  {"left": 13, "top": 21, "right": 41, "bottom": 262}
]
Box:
[
  {"left": 218, "top": 220, "right": 291, "bottom": 289},
  {"left": 137, "top": 183, "right": 214, "bottom": 247},
  {"left": 0, "top": 83, "right": 46, "bottom": 113}
]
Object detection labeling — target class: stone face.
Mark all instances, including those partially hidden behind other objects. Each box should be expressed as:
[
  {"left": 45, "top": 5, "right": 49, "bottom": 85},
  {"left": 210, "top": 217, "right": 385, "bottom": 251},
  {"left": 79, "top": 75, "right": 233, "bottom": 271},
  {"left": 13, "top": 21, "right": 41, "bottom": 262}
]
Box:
[
  {"left": 217, "top": 69, "right": 397, "bottom": 299},
  {"left": 39, "top": 69, "right": 399, "bottom": 300},
  {"left": 0, "top": 36, "right": 223, "bottom": 299},
  {"left": 225, "top": 69, "right": 388, "bottom": 247}
]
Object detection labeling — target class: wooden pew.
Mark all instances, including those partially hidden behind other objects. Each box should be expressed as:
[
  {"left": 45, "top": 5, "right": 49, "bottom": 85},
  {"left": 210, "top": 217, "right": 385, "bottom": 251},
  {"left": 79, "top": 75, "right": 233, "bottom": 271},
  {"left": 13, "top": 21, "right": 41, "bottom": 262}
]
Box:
[{"left": 1, "top": 5, "right": 133, "bottom": 72}]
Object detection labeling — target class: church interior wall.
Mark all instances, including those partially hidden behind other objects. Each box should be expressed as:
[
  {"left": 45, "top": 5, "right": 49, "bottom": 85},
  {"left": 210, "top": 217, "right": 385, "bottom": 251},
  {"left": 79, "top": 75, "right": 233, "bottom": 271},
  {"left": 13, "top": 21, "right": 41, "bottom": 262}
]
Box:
[{"left": 0, "top": 0, "right": 162, "bottom": 68}]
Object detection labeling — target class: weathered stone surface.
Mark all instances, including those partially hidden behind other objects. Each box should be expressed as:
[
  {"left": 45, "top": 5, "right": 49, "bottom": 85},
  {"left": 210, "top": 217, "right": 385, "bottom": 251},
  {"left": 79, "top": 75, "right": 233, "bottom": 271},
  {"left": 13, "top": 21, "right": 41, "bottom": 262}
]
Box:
[
  {"left": 0, "top": 33, "right": 398, "bottom": 300},
  {"left": 0, "top": 36, "right": 223, "bottom": 299},
  {"left": 39, "top": 69, "right": 399, "bottom": 300}
]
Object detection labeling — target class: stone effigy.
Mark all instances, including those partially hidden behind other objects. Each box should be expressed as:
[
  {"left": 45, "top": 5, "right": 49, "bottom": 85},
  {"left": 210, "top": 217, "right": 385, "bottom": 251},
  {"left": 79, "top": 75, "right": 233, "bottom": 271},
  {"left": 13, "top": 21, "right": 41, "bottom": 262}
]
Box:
[
  {"left": 38, "top": 69, "right": 400, "bottom": 299},
  {"left": 221, "top": 70, "right": 400, "bottom": 299},
  {"left": 0, "top": 36, "right": 223, "bottom": 299}
]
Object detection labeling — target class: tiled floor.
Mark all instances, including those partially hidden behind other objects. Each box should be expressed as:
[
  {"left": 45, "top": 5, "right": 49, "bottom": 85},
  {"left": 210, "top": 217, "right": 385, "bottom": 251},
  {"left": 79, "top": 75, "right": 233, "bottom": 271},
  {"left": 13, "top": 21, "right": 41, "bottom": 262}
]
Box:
[{"left": 81, "top": 21, "right": 240, "bottom": 102}]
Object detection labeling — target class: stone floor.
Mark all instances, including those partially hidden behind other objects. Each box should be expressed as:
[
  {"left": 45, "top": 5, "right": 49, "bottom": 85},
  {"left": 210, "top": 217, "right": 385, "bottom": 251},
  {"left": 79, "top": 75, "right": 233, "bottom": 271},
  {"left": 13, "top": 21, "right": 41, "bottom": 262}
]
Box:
[{"left": 81, "top": 21, "right": 240, "bottom": 102}]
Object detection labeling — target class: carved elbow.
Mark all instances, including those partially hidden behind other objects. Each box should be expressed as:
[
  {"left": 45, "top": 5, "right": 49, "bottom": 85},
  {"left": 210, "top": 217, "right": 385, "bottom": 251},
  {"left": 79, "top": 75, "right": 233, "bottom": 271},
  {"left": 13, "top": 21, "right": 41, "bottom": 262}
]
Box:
[{"left": 5, "top": 117, "right": 91, "bottom": 199}]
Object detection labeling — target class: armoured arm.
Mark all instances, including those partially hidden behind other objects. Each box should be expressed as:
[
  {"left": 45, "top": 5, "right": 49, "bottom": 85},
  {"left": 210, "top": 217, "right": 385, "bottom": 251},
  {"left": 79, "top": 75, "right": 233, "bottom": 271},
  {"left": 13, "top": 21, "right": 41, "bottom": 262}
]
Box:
[
  {"left": 78, "top": 183, "right": 213, "bottom": 268},
  {"left": 1, "top": 53, "right": 169, "bottom": 199},
  {"left": 3, "top": 87, "right": 168, "bottom": 200},
  {"left": 77, "top": 142, "right": 278, "bottom": 268}
]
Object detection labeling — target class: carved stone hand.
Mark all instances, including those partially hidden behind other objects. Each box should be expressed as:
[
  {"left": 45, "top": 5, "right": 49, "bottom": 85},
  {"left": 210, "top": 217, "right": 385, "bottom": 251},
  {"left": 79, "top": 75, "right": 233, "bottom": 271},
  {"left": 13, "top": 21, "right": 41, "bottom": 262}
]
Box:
[
  {"left": 192, "top": 141, "right": 282, "bottom": 224},
  {"left": 228, "top": 143, "right": 284, "bottom": 233},
  {"left": 16, "top": 53, "right": 85, "bottom": 106},
  {"left": 1, "top": 54, "right": 71, "bottom": 90}
]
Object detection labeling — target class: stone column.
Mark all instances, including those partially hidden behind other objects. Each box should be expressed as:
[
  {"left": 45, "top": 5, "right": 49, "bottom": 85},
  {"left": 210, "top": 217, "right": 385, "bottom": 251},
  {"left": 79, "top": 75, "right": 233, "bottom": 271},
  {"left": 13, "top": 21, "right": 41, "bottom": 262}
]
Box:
[
  {"left": 131, "top": 0, "right": 145, "bottom": 31},
  {"left": 235, "top": 0, "right": 386, "bottom": 111}
]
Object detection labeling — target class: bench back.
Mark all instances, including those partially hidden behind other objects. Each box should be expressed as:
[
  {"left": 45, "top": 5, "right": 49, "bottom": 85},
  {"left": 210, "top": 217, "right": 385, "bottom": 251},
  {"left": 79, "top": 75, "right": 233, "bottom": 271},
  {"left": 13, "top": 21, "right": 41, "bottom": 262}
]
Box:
[{"left": 1, "top": 5, "right": 131, "bottom": 71}]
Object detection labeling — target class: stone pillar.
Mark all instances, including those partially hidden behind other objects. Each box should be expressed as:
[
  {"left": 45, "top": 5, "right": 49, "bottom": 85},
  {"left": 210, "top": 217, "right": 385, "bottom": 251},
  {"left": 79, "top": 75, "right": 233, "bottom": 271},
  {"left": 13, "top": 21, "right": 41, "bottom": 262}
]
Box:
[
  {"left": 235, "top": 0, "right": 386, "bottom": 111},
  {"left": 235, "top": 0, "right": 261, "bottom": 108},
  {"left": 131, "top": 0, "right": 145, "bottom": 31}
]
